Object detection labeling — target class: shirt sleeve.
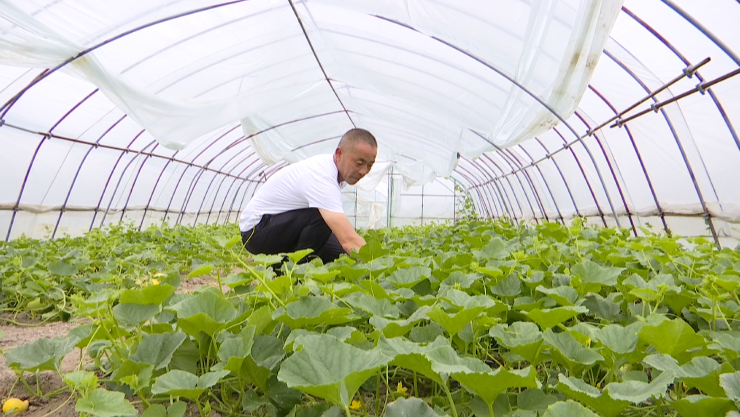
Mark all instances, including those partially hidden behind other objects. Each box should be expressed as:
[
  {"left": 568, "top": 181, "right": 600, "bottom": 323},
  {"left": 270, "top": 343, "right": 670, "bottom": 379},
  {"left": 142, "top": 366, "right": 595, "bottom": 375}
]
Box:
[{"left": 304, "top": 172, "right": 345, "bottom": 213}]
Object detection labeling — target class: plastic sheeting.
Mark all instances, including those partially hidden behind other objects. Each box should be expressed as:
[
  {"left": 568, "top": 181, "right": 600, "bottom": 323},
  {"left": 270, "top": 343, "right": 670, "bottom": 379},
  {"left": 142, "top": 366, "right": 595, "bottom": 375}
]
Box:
[{"left": 0, "top": 0, "right": 739, "bottom": 246}]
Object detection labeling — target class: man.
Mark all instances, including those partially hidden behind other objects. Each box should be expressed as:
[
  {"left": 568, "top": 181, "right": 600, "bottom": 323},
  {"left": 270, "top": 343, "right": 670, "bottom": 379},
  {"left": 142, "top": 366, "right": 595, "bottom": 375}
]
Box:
[{"left": 239, "top": 128, "right": 377, "bottom": 264}]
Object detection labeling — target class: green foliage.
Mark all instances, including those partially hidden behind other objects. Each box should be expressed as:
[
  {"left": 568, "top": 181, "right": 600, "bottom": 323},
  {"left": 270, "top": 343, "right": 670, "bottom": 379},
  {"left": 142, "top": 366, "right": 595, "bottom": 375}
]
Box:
[{"left": 3, "top": 218, "right": 740, "bottom": 417}]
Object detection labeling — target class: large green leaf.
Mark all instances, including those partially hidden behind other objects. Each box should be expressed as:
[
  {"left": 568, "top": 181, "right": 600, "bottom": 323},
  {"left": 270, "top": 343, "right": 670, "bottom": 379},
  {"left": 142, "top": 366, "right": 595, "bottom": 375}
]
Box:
[
  {"left": 342, "top": 293, "right": 400, "bottom": 318},
  {"left": 604, "top": 369, "right": 675, "bottom": 404},
  {"left": 75, "top": 388, "right": 138, "bottom": 417},
  {"left": 571, "top": 260, "right": 624, "bottom": 293},
  {"left": 594, "top": 323, "right": 641, "bottom": 355},
  {"left": 384, "top": 397, "right": 439, "bottom": 417},
  {"left": 670, "top": 395, "right": 736, "bottom": 417},
  {"left": 4, "top": 335, "right": 77, "bottom": 372},
  {"left": 377, "top": 336, "right": 453, "bottom": 385},
  {"left": 387, "top": 266, "right": 432, "bottom": 288},
  {"left": 517, "top": 389, "right": 558, "bottom": 413},
  {"left": 277, "top": 334, "right": 391, "bottom": 408},
  {"left": 523, "top": 306, "right": 588, "bottom": 330},
  {"left": 112, "top": 303, "right": 160, "bottom": 327},
  {"left": 645, "top": 354, "right": 733, "bottom": 396},
  {"left": 721, "top": 371, "right": 740, "bottom": 407},
  {"left": 130, "top": 332, "right": 186, "bottom": 370},
  {"left": 151, "top": 370, "right": 230, "bottom": 400},
  {"left": 120, "top": 284, "right": 175, "bottom": 305},
  {"left": 536, "top": 285, "right": 578, "bottom": 306},
  {"left": 167, "top": 291, "right": 237, "bottom": 337},
  {"left": 555, "top": 374, "right": 629, "bottom": 417},
  {"left": 273, "top": 296, "right": 358, "bottom": 329},
  {"left": 370, "top": 306, "right": 432, "bottom": 337},
  {"left": 489, "top": 322, "right": 543, "bottom": 364},
  {"left": 427, "top": 305, "right": 485, "bottom": 337},
  {"left": 638, "top": 317, "right": 706, "bottom": 363},
  {"left": 541, "top": 401, "right": 599, "bottom": 417},
  {"left": 49, "top": 260, "right": 80, "bottom": 276},
  {"left": 424, "top": 346, "right": 539, "bottom": 406},
  {"left": 543, "top": 329, "right": 603, "bottom": 374}
]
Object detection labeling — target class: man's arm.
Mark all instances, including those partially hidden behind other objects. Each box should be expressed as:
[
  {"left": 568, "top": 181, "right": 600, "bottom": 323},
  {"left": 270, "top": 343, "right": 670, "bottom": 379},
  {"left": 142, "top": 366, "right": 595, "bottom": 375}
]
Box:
[{"left": 318, "top": 209, "right": 366, "bottom": 254}]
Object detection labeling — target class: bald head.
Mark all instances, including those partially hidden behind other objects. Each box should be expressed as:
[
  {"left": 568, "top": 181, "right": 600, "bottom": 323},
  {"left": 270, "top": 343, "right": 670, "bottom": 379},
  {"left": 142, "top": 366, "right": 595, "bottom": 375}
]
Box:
[
  {"left": 337, "top": 128, "right": 377, "bottom": 152},
  {"left": 334, "top": 128, "right": 377, "bottom": 185}
]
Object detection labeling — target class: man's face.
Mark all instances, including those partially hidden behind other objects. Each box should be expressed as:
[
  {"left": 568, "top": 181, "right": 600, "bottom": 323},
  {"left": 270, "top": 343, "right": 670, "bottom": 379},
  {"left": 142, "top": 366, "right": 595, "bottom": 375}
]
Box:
[{"left": 336, "top": 142, "right": 377, "bottom": 185}]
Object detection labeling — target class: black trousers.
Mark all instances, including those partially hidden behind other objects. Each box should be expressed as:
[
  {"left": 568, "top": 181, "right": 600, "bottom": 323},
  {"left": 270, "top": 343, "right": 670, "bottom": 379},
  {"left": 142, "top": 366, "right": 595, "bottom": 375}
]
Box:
[{"left": 241, "top": 208, "right": 345, "bottom": 264}]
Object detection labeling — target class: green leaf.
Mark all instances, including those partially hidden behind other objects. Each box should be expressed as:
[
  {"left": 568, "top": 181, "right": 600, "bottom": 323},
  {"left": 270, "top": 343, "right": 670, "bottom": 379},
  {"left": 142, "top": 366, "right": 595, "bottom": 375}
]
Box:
[
  {"left": 49, "top": 260, "right": 79, "bottom": 276},
  {"left": 187, "top": 264, "right": 214, "bottom": 278},
  {"left": 536, "top": 285, "right": 578, "bottom": 306},
  {"left": 251, "top": 254, "right": 285, "bottom": 266},
  {"left": 120, "top": 284, "right": 175, "bottom": 305},
  {"left": 130, "top": 332, "right": 187, "bottom": 370},
  {"left": 377, "top": 336, "right": 452, "bottom": 385},
  {"left": 543, "top": 329, "right": 603, "bottom": 374},
  {"left": 287, "top": 248, "right": 314, "bottom": 264},
  {"left": 671, "top": 395, "right": 736, "bottom": 417},
  {"left": 604, "top": 369, "right": 675, "bottom": 404},
  {"left": 342, "top": 293, "right": 400, "bottom": 318},
  {"left": 113, "top": 360, "right": 154, "bottom": 390},
  {"left": 541, "top": 401, "right": 599, "bottom": 417},
  {"left": 277, "top": 334, "right": 391, "bottom": 408},
  {"left": 489, "top": 322, "right": 543, "bottom": 364},
  {"left": 645, "top": 354, "right": 732, "bottom": 397},
  {"left": 517, "top": 389, "right": 558, "bottom": 413},
  {"left": 523, "top": 306, "right": 588, "bottom": 330},
  {"left": 167, "top": 291, "right": 237, "bottom": 337},
  {"left": 387, "top": 266, "right": 432, "bottom": 288},
  {"left": 63, "top": 370, "right": 98, "bottom": 395},
  {"left": 427, "top": 305, "right": 485, "bottom": 337},
  {"left": 721, "top": 371, "right": 740, "bottom": 406},
  {"left": 272, "top": 297, "right": 358, "bottom": 329},
  {"left": 452, "top": 365, "right": 540, "bottom": 407},
  {"left": 571, "top": 260, "right": 624, "bottom": 292},
  {"left": 555, "top": 374, "right": 629, "bottom": 417},
  {"left": 151, "top": 370, "right": 229, "bottom": 400},
  {"left": 266, "top": 374, "right": 303, "bottom": 413},
  {"left": 476, "top": 237, "right": 510, "bottom": 260},
  {"left": 595, "top": 323, "right": 641, "bottom": 355},
  {"left": 490, "top": 274, "right": 521, "bottom": 297},
  {"left": 370, "top": 306, "right": 432, "bottom": 338},
  {"left": 75, "top": 388, "right": 138, "bottom": 417},
  {"left": 638, "top": 317, "right": 706, "bottom": 363},
  {"left": 112, "top": 303, "right": 160, "bottom": 327},
  {"left": 217, "top": 326, "right": 257, "bottom": 362},
  {"left": 384, "top": 397, "right": 438, "bottom": 417},
  {"left": 305, "top": 265, "right": 341, "bottom": 283},
  {"left": 140, "top": 405, "right": 166, "bottom": 417},
  {"left": 4, "top": 335, "right": 76, "bottom": 372},
  {"left": 582, "top": 294, "right": 622, "bottom": 321}
]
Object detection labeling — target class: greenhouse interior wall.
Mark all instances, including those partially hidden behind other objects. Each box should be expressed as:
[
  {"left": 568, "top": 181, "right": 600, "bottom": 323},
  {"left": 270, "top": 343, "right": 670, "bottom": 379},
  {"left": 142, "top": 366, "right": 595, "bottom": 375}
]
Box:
[{"left": 0, "top": 0, "right": 739, "bottom": 248}]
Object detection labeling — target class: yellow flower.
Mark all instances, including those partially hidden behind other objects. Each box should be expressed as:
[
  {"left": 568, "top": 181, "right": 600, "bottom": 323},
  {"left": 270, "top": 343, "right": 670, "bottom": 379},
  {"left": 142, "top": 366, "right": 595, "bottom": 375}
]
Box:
[
  {"left": 3, "top": 398, "right": 29, "bottom": 415},
  {"left": 396, "top": 382, "right": 408, "bottom": 395},
  {"left": 152, "top": 279, "right": 160, "bottom": 285},
  {"left": 585, "top": 338, "right": 591, "bottom": 346},
  {"left": 349, "top": 399, "right": 362, "bottom": 410}
]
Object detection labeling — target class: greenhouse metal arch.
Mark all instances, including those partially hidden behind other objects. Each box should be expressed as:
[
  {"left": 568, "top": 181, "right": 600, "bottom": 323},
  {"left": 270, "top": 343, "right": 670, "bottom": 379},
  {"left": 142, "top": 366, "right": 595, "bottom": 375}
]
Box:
[{"left": 0, "top": 0, "right": 739, "bottom": 247}]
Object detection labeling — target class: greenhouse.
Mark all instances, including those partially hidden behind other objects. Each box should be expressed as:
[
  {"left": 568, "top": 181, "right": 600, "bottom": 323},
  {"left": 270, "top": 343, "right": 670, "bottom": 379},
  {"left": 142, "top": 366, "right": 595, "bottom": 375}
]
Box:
[{"left": 1, "top": 0, "right": 740, "bottom": 416}]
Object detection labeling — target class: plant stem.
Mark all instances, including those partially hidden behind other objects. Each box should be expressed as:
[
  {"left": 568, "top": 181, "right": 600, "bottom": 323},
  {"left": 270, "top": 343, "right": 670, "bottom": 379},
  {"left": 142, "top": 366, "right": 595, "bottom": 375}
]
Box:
[{"left": 441, "top": 383, "right": 459, "bottom": 417}]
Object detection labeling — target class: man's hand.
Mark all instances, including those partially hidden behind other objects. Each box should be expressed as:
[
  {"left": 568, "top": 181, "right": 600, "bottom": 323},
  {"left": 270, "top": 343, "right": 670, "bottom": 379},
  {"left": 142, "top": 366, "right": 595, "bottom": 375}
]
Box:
[{"left": 319, "top": 209, "right": 366, "bottom": 254}]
